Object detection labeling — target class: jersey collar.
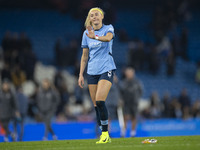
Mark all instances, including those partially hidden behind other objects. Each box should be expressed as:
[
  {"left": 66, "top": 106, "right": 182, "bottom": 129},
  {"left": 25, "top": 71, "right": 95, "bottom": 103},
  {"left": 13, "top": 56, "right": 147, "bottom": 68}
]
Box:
[{"left": 94, "top": 24, "right": 104, "bottom": 31}]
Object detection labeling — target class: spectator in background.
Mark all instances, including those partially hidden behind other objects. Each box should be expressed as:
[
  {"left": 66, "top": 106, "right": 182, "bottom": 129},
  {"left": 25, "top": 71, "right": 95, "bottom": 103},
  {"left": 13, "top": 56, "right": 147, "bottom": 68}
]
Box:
[
  {"left": 1, "top": 62, "right": 12, "bottom": 81},
  {"left": 178, "top": 88, "right": 191, "bottom": 119},
  {"left": 18, "top": 32, "right": 32, "bottom": 52},
  {"left": 149, "top": 91, "right": 162, "bottom": 118},
  {"left": 16, "top": 32, "right": 36, "bottom": 80},
  {"left": 162, "top": 92, "right": 171, "bottom": 118},
  {"left": 10, "top": 49, "right": 20, "bottom": 68},
  {"left": 169, "top": 97, "right": 182, "bottom": 118},
  {"left": 20, "top": 49, "right": 37, "bottom": 80},
  {"left": 2, "top": 31, "right": 36, "bottom": 80},
  {"left": 191, "top": 99, "right": 200, "bottom": 118},
  {"left": 10, "top": 33, "right": 20, "bottom": 52},
  {"left": 11, "top": 65, "right": 26, "bottom": 88},
  {"left": 0, "top": 79, "right": 20, "bottom": 142},
  {"left": 36, "top": 79, "right": 60, "bottom": 141},
  {"left": 156, "top": 36, "right": 172, "bottom": 58},
  {"left": 27, "top": 83, "right": 39, "bottom": 120},
  {"left": 14, "top": 86, "right": 29, "bottom": 141},
  {"left": 118, "top": 67, "right": 143, "bottom": 137},
  {"left": 54, "top": 71, "right": 69, "bottom": 115}
]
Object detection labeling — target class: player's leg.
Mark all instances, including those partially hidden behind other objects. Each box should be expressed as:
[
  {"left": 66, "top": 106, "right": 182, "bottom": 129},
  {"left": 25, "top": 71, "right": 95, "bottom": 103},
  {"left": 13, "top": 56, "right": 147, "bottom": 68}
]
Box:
[
  {"left": 88, "top": 84, "right": 98, "bottom": 106},
  {"left": 43, "top": 114, "right": 55, "bottom": 140},
  {"left": 96, "top": 80, "right": 112, "bottom": 131},
  {"left": 130, "top": 116, "right": 137, "bottom": 137},
  {"left": 130, "top": 107, "right": 138, "bottom": 137},
  {"left": 88, "top": 84, "right": 102, "bottom": 133},
  {"left": 88, "top": 74, "right": 102, "bottom": 130},
  {"left": 19, "top": 116, "right": 24, "bottom": 141},
  {"left": 13, "top": 118, "right": 17, "bottom": 138},
  {"left": 95, "top": 79, "right": 112, "bottom": 144},
  {"left": 46, "top": 113, "right": 57, "bottom": 140},
  {"left": 43, "top": 116, "right": 49, "bottom": 140}
]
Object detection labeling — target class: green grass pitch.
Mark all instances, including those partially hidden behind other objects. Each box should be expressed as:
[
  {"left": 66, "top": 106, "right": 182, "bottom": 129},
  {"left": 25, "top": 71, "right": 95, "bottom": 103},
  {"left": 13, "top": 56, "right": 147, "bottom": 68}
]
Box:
[{"left": 0, "top": 136, "right": 200, "bottom": 150}]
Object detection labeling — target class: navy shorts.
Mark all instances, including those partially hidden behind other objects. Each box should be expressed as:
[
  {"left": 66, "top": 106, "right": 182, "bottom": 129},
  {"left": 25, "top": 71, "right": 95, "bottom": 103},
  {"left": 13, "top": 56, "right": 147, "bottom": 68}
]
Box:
[{"left": 87, "top": 70, "right": 115, "bottom": 85}]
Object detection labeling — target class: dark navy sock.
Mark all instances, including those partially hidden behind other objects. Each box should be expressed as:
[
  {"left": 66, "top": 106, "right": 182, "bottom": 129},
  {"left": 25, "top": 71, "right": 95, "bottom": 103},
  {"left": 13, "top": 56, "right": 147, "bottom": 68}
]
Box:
[
  {"left": 95, "top": 106, "right": 101, "bottom": 128},
  {"left": 96, "top": 101, "right": 108, "bottom": 132}
]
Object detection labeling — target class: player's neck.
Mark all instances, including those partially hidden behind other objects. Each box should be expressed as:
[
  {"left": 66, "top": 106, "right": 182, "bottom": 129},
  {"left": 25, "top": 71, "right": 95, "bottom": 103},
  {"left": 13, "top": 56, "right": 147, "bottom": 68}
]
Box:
[{"left": 93, "top": 23, "right": 103, "bottom": 31}]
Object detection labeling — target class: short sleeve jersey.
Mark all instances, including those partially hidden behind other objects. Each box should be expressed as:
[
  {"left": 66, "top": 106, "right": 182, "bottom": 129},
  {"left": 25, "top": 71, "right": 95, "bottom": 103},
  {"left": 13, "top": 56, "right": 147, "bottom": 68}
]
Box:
[{"left": 81, "top": 24, "right": 116, "bottom": 75}]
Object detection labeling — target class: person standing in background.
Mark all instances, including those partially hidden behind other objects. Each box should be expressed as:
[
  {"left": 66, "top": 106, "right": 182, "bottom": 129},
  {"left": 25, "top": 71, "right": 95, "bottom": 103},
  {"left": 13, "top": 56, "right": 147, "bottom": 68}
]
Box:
[
  {"left": 118, "top": 67, "right": 143, "bottom": 137},
  {"left": 14, "top": 86, "right": 29, "bottom": 141},
  {"left": 149, "top": 91, "right": 162, "bottom": 118},
  {"left": 0, "top": 79, "right": 20, "bottom": 142},
  {"left": 36, "top": 79, "right": 60, "bottom": 141},
  {"left": 178, "top": 88, "right": 191, "bottom": 119}
]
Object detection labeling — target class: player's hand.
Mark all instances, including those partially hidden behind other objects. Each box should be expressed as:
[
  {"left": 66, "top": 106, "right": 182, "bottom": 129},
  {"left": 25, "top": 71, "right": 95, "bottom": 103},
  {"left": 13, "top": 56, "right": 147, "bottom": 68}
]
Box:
[
  {"left": 78, "top": 75, "right": 84, "bottom": 88},
  {"left": 86, "top": 26, "right": 95, "bottom": 39}
]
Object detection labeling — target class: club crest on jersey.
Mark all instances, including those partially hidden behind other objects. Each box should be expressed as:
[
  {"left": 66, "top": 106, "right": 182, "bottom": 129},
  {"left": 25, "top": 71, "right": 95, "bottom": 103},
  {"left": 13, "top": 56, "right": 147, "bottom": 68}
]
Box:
[{"left": 108, "top": 71, "right": 112, "bottom": 78}]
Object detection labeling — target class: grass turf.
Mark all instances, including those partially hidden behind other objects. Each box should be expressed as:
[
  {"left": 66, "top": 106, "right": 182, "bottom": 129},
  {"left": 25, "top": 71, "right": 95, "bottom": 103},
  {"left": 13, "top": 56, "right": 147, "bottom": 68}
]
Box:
[{"left": 0, "top": 136, "right": 200, "bottom": 150}]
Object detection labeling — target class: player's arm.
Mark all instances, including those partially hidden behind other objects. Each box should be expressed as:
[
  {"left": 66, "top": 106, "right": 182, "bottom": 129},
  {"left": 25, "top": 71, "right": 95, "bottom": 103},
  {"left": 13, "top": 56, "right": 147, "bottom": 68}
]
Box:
[
  {"left": 86, "top": 26, "right": 113, "bottom": 42},
  {"left": 95, "top": 32, "right": 113, "bottom": 42},
  {"left": 79, "top": 48, "right": 89, "bottom": 76},
  {"left": 86, "top": 32, "right": 113, "bottom": 42},
  {"left": 78, "top": 48, "right": 89, "bottom": 88}
]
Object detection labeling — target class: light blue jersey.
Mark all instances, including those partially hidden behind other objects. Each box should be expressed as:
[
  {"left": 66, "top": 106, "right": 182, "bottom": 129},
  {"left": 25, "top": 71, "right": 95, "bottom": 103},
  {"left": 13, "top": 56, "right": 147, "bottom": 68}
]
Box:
[{"left": 81, "top": 24, "right": 116, "bottom": 75}]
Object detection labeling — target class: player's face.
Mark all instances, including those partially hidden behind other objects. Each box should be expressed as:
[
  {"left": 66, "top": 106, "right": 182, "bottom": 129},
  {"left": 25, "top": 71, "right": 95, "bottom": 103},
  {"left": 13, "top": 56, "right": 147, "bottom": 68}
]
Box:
[{"left": 90, "top": 10, "right": 103, "bottom": 26}]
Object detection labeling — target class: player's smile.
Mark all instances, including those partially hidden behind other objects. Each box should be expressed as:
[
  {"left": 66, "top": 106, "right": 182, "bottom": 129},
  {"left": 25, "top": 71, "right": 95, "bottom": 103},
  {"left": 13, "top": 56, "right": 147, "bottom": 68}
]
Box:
[{"left": 93, "top": 19, "right": 99, "bottom": 25}]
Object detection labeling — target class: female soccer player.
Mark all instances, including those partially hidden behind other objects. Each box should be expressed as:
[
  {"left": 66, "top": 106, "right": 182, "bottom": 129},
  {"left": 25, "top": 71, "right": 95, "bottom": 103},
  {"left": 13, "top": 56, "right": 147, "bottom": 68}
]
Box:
[{"left": 78, "top": 7, "right": 116, "bottom": 144}]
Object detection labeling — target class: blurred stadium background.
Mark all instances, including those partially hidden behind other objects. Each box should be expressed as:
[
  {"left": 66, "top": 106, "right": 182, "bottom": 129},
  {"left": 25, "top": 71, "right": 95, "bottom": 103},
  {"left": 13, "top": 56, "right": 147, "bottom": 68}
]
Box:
[{"left": 0, "top": 0, "right": 200, "bottom": 142}]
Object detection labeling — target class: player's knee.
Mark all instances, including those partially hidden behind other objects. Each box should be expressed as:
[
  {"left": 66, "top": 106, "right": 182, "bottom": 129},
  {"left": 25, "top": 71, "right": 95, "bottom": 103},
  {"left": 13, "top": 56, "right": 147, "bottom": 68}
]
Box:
[{"left": 96, "top": 100, "right": 105, "bottom": 108}]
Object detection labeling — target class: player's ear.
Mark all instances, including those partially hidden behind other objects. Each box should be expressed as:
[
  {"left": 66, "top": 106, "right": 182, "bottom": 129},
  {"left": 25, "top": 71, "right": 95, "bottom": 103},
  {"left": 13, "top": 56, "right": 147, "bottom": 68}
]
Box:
[{"left": 101, "top": 14, "right": 104, "bottom": 19}]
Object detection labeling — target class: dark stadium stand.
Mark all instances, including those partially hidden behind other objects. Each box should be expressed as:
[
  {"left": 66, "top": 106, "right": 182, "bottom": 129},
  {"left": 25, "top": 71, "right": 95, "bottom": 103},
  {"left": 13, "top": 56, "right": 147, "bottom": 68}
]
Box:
[{"left": 0, "top": 10, "right": 81, "bottom": 64}]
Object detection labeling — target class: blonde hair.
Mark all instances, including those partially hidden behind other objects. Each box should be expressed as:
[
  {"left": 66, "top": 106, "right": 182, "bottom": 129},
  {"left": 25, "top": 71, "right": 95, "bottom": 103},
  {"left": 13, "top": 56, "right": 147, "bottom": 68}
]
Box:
[{"left": 84, "top": 7, "right": 104, "bottom": 29}]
